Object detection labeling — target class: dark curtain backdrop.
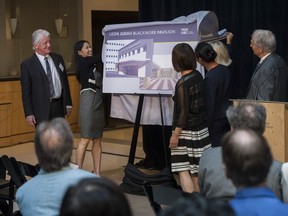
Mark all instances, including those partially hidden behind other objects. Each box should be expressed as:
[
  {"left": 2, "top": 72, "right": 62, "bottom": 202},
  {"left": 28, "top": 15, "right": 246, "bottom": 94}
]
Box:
[{"left": 139, "top": 0, "right": 288, "bottom": 99}]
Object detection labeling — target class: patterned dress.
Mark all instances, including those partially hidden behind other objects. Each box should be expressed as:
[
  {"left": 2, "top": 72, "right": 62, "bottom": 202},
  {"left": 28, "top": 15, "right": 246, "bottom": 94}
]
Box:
[{"left": 171, "top": 71, "right": 211, "bottom": 174}]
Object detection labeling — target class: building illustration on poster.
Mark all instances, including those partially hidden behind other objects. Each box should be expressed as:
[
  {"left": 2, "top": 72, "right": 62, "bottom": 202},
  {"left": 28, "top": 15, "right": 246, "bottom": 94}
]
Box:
[
  {"left": 102, "top": 21, "right": 200, "bottom": 94},
  {"left": 105, "top": 38, "right": 180, "bottom": 92},
  {"left": 105, "top": 39, "right": 153, "bottom": 78}
]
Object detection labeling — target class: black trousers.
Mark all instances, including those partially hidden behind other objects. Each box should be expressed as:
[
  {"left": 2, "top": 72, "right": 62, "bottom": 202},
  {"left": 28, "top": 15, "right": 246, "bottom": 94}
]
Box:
[
  {"left": 142, "top": 125, "right": 171, "bottom": 168},
  {"left": 48, "top": 98, "right": 65, "bottom": 120}
]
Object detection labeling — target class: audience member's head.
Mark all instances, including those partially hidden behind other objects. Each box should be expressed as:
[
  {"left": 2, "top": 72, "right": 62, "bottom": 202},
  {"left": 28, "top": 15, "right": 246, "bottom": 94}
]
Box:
[
  {"left": 59, "top": 177, "right": 133, "bottom": 216},
  {"left": 222, "top": 129, "right": 273, "bottom": 188},
  {"left": 251, "top": 29, "right": 276, "bottom": 53},
  {"left": 226, "top": 102, "right": 266, "bottom": 134},
  {"left": 209, "top": 41, "right": 232, "bottom": 66},
  {"left": 34, "top": 117, "right": 73, "bottom": 172},
  {"left": 172, "top": 43, "right": 197, "bottom": 72},
  {"left": 162, "top": 193, "right": 235, "bottom": 216}
]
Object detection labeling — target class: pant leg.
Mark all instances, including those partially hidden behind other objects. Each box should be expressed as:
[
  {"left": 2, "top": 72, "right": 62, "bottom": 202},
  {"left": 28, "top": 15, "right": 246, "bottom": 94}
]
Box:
[{"left": 142, "top": 125, "right": 171, "bottom": 168}]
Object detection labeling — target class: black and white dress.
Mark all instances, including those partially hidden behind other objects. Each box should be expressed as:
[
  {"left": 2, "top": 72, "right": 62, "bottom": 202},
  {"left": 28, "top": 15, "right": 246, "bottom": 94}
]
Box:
[{"left": 171, "top": 71, "right": 211, "bottom": 175}]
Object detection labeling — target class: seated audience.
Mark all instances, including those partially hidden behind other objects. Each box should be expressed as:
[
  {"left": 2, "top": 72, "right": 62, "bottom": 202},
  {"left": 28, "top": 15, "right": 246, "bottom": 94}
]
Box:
[
  {"left": 198, "top": 102, "right": 282, "bottom": 199},
  {"left": 16, "top": 118, "right": 96, "bottom": 216},
  {"left": 161, "top": 192, "right": 235, "bottom": 216},
  {"left": 222, "top": 129, "right": 288, "bottom": 216},
  {"left": 59, "top": 177, "right": 133, "bottom": 216}
]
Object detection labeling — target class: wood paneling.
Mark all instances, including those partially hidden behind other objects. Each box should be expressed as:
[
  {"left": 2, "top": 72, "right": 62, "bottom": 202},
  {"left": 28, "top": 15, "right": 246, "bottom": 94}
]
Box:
[{"left": 0, "top": 75, "right": 80, "bottom": 147}]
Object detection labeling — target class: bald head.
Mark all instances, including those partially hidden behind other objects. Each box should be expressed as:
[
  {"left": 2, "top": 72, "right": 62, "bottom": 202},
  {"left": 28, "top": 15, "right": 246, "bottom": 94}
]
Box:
[
  {"left": 226, "top": 102, "right": 266, "bottom": 134},
  {"left": 35, "top": 118, "right": 73, "bottom": 172},
  {"left": 222, "top": 129, "right": 272, "bottom": 187}
]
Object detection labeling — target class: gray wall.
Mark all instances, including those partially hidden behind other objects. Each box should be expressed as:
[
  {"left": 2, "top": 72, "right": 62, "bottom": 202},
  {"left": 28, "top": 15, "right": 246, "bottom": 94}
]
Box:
[{"left": 0, "top": 0, "right": 79, "bottom": 77}]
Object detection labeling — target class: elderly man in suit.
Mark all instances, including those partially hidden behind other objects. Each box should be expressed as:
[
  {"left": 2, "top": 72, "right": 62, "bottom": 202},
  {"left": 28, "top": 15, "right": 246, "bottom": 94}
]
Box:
[
  {"left": 20, "top": 29, "right": 72, "bottom": 127},
  {"left": 247, "top": 29, "right": 288, "bottom": 102}
]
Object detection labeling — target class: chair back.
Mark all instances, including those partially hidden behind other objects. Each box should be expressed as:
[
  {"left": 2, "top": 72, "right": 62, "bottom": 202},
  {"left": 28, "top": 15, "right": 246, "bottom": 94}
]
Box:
[
  {"left": 0, "top": 155, "right": 39, "bottom": 216},
  {"left": 143, "top": 181, "right": 185, "bottom": 215},
  {"left": 1, "top": 155, "right": 23, "bottom": 188},
  {"left": 0, "top": 159, "right": 6, "bottom": 179},
  {"left": 10, "top": 157, "right": 39, "bottom": 180},
  {"left": 0, "top": 155, "right": 19, "bottom": 216}
]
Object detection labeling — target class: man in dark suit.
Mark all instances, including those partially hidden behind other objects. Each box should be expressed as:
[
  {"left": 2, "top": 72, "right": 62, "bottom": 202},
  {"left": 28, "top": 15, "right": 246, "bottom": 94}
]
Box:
[
  {"left": 198, "top": 102, "right": 283, "bottom": 200},
  {"left": 247, "top": 29, "right": 288, "bottom": 102},
  {"left": 20, "top": 29, "right": 72, "bottom": 127}
]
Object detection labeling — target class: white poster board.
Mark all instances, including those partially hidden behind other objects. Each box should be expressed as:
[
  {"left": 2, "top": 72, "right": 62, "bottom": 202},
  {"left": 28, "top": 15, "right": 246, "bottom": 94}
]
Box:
[
  {"left": 102, "top": 11, "right": 227, "bottom": 124},
  {"left": 102, "top": 23, "right": 199, "bottom": 94}
]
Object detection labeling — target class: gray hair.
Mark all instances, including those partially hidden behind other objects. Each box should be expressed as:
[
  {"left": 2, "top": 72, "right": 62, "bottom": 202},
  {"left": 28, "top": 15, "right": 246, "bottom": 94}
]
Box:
[
  {"left": 226, "top": 102, "right": 266, "bottom": 135},
  {"left": 251, "top": 29, "right": 276, "bottom": 53},
  {"left": 209, "top": 41, "right": 232, "bottom": 66},
  {"left": 34, "top": 117, "right": 73, "bottom": 172},
  {"left": 32, "top": 29, "right": 50, "bottom": 50}
]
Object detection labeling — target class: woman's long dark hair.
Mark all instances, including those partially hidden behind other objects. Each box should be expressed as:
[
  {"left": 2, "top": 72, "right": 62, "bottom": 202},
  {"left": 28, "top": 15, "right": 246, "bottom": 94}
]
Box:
[{"left": 73, "top": 40, "right": 89, "bottom": 82}]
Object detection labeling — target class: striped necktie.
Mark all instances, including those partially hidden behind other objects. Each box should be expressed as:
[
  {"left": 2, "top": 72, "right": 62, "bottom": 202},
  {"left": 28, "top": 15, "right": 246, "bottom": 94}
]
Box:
[{"left": 44, "top": 57, "right": 55, "bottom": 97}]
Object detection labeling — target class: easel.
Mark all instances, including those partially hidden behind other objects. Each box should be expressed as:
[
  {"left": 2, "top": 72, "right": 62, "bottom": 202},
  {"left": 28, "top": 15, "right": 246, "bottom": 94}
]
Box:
[
  {"left": 119, "top": 93, "right": 177, "bottom": 195},
  {"left": 127, "top": 94, "right": 144, "bottom": 164},
  {"left": 127, "top": 94, "right": 169, "bottom": 167}
]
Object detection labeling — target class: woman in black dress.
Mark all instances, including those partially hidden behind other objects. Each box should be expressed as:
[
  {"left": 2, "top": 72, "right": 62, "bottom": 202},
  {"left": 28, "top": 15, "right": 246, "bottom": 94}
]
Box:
[
  {"left": 169, "top": 43, "right": 211, "bottom": 193},
  {"left": 195, "top": 42, "right": 231, "bottom": 147},
  {"left": 74, "top": 40, "right": 104, "bottom": 175}
]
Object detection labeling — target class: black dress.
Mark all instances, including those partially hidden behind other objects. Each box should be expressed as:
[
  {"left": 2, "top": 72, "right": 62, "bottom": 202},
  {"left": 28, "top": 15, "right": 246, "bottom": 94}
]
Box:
[{"left": 204, "top": 64, "right": 231, "bottom": 147}]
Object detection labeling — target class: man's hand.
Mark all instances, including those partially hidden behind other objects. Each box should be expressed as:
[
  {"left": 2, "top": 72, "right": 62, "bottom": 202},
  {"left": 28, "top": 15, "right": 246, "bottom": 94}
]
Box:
[{"left": 25, "top": 115, "right": 36, "bottom": 127}]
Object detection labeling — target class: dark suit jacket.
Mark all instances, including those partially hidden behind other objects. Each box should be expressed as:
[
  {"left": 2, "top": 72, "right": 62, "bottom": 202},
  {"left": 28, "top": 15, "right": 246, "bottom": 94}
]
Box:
[
  {"left": 198, "top": 147, "right": 283, "bottom": 200},
  {"left": 247, "top": 52, "right": 288, "bottom": 102},
  {"left": 20, "top": 52, "right": 72, "bottom": 123}
]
